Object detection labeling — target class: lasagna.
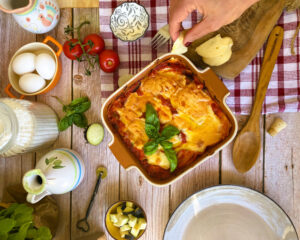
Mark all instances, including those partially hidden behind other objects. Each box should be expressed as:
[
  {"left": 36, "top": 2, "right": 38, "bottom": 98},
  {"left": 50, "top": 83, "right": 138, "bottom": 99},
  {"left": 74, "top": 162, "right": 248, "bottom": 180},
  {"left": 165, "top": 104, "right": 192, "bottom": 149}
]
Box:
[{"left": 108, "top": 58, "right": 231, "bottom": 180}]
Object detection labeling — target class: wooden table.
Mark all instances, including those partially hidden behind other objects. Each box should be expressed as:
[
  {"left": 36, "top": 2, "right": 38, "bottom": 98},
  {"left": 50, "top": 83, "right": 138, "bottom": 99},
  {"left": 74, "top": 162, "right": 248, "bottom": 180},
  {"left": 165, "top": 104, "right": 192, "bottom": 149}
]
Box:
[{"left": 1, "top": 8, "right": 300, "bottom": 240}]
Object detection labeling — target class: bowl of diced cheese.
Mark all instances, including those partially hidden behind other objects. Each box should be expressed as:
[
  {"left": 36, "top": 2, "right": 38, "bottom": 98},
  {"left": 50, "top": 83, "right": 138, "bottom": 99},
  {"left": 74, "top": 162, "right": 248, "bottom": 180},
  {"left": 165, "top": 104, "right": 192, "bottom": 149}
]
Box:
[{"left": 105, "top": 200, "right": 147, "bottom": 240}]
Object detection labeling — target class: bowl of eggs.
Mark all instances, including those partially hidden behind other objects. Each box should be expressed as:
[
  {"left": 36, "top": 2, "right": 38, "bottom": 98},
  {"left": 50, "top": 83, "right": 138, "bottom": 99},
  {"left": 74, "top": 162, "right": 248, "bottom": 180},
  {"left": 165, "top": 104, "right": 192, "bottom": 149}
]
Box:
[{"left": 5, "top": 36, "right": 62, "bottom": 98}]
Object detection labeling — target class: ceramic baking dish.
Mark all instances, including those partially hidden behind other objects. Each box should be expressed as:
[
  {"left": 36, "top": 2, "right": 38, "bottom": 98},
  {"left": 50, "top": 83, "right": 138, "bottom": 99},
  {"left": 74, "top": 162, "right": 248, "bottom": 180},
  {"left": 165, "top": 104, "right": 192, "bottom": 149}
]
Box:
[{"left": 101, "top": 53, "right": 238, "bottom": 186}]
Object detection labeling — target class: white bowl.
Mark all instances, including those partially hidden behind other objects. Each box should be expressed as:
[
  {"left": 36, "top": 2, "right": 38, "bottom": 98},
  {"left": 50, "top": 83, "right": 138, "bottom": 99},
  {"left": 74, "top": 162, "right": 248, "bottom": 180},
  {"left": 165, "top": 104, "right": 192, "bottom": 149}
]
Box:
[{"left": 164, "top": 185, "right": 298, "bottom": 240}]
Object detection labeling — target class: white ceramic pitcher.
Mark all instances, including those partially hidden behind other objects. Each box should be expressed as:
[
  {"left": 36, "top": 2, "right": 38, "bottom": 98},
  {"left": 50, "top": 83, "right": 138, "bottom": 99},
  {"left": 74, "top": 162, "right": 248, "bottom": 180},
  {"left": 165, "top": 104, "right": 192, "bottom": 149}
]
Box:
[
  {"left": 0, "top": 0, "right": 60, "bottom": 34},
  {"left": 23, "top": 148, "right": 85, "bottom": 204}
]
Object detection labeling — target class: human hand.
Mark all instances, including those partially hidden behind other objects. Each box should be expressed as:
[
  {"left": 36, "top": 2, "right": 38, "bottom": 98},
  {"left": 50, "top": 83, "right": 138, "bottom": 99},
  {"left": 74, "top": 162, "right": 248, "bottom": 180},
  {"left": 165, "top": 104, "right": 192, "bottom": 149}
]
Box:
[{"left": 169, "top": 0, "right": 259, "bottom": 45}]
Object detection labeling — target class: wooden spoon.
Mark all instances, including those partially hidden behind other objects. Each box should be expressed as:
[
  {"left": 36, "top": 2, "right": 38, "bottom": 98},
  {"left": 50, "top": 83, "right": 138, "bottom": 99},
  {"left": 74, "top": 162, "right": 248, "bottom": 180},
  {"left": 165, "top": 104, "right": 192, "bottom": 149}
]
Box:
[{"left": 232, "top": 26, "right": 284, "bottom": 173}]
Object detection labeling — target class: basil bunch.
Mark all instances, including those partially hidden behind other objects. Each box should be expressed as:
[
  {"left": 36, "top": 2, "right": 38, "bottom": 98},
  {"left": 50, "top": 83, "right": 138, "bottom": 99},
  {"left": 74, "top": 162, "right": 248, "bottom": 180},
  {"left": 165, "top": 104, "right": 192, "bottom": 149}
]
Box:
[
  {"left": 0, "top": 203, "right": 52, "bottom": 240},
  {"left": 53, "top": 96, "right": 91, "bottom": 131},
  {"left": 143, "top": 103, "right": 180, "bottom": 172}
]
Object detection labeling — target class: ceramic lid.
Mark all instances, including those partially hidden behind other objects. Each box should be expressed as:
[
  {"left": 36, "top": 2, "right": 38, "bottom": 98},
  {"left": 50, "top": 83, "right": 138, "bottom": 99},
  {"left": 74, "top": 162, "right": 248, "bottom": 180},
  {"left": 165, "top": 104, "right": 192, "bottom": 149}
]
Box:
[{"left": 110, "top": 2, "right": 149, "bottom": 42}]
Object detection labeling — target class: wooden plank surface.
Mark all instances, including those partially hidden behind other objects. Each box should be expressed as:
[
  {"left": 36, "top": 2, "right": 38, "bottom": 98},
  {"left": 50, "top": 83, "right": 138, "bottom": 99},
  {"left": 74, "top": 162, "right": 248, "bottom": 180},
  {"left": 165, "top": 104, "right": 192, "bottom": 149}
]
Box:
[
  {"left": 0, "top": 7, "right": 300, "bottom": 240},
  {"left": 57, "top": 0, "right": 99, "bottom": 9}
]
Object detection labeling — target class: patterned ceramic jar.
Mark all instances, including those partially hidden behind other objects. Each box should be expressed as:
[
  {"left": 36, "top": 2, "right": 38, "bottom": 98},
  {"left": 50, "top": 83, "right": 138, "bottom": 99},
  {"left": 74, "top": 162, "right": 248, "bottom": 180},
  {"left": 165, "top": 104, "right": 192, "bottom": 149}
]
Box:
[
  {"left": 0, "top": 0, "right": 60, "bottom": 34},
  {"left": 23, "top": 148, "right": 85, "bottom": 204}
]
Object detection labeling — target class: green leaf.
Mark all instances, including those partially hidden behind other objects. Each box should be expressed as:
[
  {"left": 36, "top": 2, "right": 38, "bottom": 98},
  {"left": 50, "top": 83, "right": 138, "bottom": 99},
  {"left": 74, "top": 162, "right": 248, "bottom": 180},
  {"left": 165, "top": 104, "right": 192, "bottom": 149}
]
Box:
[
  {"left": 72, "top": 113, "right": 88, "bottom": 128},
  {"left": 164, "top": 149, "right": 178, "bottom": 172},
  {"left": 69, "top": 97, "right": 89, "bottom": 107},
  {"left": 53, "top": 166, "right": 65, "bottom": 169},
  {"left": 0, "top": 219, "right": 16, "bottom": 233},
  {"left": 160, "top": 125, "right": 180, "bottom": 140},
  {"left": 160, "top": 141, "right": 173, "bottom": 149},
  {"left": 45, "top": 157, "right": 56, "bottom": 165},
  {"left": 143, "top": 141, "right": 159, "bottom": 156},
  {"left": 35, "top": 227, "right": 52, "bottom": 240},
  {"left": 145, "top": 103, "right": 160, "bottom": 131},
  {"left": 16, "top": 222, "right": 31, "bottom": 239},
  {"left": 26, "top": 228, "right": 37, "bottom": 239},
  {"left": 58, "top": 116, "right": 72, "bottom": 131},
  {"left": 53, "top": 160, "right": 62, "bottom": 166},
  {"left": 0, "top": 232, "right": 8, "bottom": 240},
  {"left": 145, "top": 124, "right": 159, "bottom": 139},
  {"left": 2, "top": 204, "right": 18, "bottom": 217},
  {"left": 65, "top": 101, "right": 91, "bottom": 116}
]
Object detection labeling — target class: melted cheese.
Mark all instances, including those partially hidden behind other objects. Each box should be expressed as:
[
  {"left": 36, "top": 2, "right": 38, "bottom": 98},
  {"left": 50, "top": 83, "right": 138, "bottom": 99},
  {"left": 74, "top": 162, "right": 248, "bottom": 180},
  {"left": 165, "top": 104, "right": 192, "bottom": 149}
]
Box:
[{"left": 113, "top": 59, "right": 230, "bottom": 170}]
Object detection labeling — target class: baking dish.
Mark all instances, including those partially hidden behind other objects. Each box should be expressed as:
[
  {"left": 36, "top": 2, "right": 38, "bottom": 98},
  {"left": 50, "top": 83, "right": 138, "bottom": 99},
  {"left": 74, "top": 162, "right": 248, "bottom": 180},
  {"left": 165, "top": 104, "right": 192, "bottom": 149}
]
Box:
[{"left": 101, "top": 53, "right": 237, "bottom": 186}]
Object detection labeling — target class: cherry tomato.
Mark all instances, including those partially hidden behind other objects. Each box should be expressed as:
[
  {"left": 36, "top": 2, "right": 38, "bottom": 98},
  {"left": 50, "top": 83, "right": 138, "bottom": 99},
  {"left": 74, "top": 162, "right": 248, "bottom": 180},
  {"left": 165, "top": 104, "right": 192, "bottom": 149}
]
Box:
[
  {"left": 99, "top": 50, "right": 120, "bottom": 73},
  {"left": 83, "top": 34, "right": 105, "bottom": 55},
  {"left": 63, "top": 39, "right": 83, "bottom": 60}
]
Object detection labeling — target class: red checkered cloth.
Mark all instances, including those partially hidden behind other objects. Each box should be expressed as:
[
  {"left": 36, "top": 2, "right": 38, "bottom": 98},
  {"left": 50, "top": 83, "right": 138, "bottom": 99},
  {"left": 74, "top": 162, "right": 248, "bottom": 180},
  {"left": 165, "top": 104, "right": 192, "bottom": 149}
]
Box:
[{"left": 99, "top": 1, "right": 300, "bottom": 114}]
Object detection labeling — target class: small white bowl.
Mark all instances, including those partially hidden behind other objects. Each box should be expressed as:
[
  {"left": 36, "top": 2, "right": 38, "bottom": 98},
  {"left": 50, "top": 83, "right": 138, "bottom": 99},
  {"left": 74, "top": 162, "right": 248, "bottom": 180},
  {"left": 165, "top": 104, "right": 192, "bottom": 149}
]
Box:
[{"left": 110, "top": 2, "right": 149, "bottom": 42}]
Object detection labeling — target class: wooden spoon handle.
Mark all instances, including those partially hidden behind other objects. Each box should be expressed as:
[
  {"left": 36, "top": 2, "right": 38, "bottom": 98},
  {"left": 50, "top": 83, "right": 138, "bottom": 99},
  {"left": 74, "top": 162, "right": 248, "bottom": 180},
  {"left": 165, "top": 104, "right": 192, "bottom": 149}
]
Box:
[{"left": 250, "top": 26, "right": 284, "bottom": 121}]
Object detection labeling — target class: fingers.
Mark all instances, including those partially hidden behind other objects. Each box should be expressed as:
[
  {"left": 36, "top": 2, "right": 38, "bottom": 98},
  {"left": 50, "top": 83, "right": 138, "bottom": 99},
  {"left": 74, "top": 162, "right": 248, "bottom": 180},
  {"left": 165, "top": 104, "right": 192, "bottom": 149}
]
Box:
[
  {"left": 183, "top": 17, "right": 221, "bottom": 44},
  {"left": 169, "top": 1, "right": 191, "bottom": 41},
  {"left": 169, "top": 20, "right": 182, "bottom": 41}
]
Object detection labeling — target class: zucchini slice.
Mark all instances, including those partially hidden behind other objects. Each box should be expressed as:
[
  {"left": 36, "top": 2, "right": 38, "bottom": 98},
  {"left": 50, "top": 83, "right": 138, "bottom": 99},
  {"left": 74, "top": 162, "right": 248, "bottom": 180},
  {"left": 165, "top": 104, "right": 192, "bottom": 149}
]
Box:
[{"left": 86, "top": 123, "right": 104, "bottom": 145}]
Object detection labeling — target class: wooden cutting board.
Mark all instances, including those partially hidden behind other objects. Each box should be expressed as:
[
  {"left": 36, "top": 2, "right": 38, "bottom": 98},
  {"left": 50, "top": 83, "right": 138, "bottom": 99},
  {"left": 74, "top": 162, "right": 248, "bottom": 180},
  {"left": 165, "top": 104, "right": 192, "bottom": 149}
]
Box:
[
  {"left": 185, "top": 0, "right": 288, "bottom": 79},
  {"left": 57, "top": 0, "right": 99, "bottom": 8}
]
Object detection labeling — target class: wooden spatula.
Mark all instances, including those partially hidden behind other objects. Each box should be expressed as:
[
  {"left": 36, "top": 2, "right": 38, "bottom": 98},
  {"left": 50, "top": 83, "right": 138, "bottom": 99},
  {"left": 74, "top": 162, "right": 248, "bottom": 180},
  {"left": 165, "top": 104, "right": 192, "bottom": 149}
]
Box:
[{"left": 232, "top": 26, "right": 284, "bottom": 173}]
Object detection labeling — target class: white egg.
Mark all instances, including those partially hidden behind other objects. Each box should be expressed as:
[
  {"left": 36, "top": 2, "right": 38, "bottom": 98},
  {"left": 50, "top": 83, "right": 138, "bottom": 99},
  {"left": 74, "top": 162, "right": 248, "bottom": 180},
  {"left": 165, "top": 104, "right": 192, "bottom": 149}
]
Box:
[
  {"left": 12, "top": 53, "right": 36, "bottom": 75},
  {"left": 35, "top": 53, "right": 56, "bottom": 80},
  {"left": 19, "top": 73, "right": 46, "bottom": 93}
]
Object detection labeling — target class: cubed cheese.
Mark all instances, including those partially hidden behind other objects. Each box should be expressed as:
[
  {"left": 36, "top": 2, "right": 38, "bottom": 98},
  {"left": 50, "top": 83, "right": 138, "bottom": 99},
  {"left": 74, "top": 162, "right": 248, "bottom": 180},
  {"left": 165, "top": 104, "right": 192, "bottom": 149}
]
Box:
[
  {"left": 138, "top": 218, "right": 147, "bottom": 230},
  {"left": 126, "top": 202, "right": 134, "bottom": 208},
  {"left": 120, "top": 230, "right": 129, "bottom": 238},
  {"left": 109, "top": 214, "right": 118, "bottom": 224},
  {"left": 114, "top": 215, "right": 129, "bottom": 227},
  {"left": 123, "top": 207, "right": 134, "bottom": 213},
  {"left": 120, "top": 224, "right": 131, "bottom": 232},
  {"left": 128, "top": 214, "right": 138, "bottom": 228},
  {"left": 130, "top": 224, "right": 140, "bottom": 238},
  {"left": 117, "top": 206, "right": 123, "bottom": 214}
]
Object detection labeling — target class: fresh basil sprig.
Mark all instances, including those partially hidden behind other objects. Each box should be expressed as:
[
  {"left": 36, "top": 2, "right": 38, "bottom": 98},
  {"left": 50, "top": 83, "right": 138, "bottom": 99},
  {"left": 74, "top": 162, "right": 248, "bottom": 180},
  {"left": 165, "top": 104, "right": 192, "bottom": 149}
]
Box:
[
  {"left": 53, "top": 96, "right": 91, "bottom": 131},
  {"left": 143, "top": 103, "right": 180, "bottom": 172}
]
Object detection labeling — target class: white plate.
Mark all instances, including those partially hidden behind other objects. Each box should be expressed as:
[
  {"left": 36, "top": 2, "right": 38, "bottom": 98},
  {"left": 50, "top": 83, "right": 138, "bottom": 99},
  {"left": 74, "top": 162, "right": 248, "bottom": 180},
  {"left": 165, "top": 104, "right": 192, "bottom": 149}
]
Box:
[{"left": 164, "top": 185, "right": 298, "bottom": 240}]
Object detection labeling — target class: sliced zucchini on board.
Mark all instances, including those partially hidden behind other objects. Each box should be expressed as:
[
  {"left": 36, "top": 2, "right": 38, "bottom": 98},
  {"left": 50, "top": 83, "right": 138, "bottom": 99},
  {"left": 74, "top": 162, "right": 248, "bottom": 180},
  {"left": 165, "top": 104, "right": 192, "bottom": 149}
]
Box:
[
  {"left": 109, "top": 201, "right": 147, "bottom": 239},
  {"left": 86, "top": 123, "right": 104, "bottom": 145}
]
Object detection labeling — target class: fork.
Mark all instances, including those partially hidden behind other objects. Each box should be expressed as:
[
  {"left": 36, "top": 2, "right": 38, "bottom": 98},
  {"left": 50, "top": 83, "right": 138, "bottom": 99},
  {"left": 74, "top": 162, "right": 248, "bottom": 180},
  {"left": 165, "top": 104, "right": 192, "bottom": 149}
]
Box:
[{"left": 152, "top": 24, "right": 170, "bottom": 49}]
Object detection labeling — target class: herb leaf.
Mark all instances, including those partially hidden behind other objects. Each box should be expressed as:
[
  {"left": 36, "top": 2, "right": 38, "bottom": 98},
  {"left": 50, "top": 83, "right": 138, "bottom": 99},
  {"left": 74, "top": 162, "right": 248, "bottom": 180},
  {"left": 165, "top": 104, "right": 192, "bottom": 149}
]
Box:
[
  {"left": 161, "top": 125, "right": 180, "bottom": 140},
  {"left": 145, "top": 103, "right": 160, "bottom": 131},
  {"left": 58, "top": 116, "right": 72, "bottom": 131},
  {"left": 0, "top": 219, "right": 15, "bottom": 233},
  {"left": 145, "top": 124, "right": 159, "bottom": 139},
  {"left": 54, "top": 97, "right": 90, "bottom": 131},
  {"left": 143, "top": 141, "right": 158, "bottom": 156},
  {"left": 72, "top": 113, "right": 88, "bottom": 128},
  {"left": 163, "top": 148, "right": 177, "bottom": 172},
  {"left": 160, "top": 141, "right": 173, "bottom": 149}
]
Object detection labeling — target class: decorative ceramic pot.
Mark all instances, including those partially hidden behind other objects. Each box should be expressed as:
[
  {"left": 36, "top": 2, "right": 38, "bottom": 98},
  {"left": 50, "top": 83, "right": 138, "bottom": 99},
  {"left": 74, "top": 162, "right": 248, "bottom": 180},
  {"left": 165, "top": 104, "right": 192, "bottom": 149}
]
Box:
[
  {"left": 0, "top": 0, "right": 60, "bottom": 34},
  {"left": 23, "top": 148, "right": 85, "bottom": 204}
]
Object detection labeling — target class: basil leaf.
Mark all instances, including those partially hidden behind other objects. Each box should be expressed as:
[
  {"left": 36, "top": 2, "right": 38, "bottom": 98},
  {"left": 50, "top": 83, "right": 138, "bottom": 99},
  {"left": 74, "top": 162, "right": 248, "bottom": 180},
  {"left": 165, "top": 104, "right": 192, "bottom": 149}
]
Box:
[
  {"left": 145, "top": 124, "right": 159, "bottom": 139},
  {"left": 160, "top": 141, "right": 173, "bottom": 149},
  {"left": 72, "top": 113, "right": 88, "bottom": 128},
  {"left": 0, "top": 219, "right": 15, "bottom": 233},
  {"left": 0, "top": 232, "right": 8, "bottom": 240},
  {"left": 35, "top": 226, "right": 52, "bottom": 240},
  {"left": 145, "top": 103, "right": 160, "bottom": 132},
  {"left": 69, "top": 97, "right": 89, "bottom": 107},
  {"left": 58, "top": 116, "right": 72, "bottom": 131},
  {"left": 161, "top": 125, "right": 180, "bottom": 140},
  {"left": 143, "top": 141, "right": 158, "bottom": 156},
  {"left": 164, "top": 149, "right": 178, "bottom": 172},
  {"left": 66, "top": 101, "right": 91, "bottom": 116}
]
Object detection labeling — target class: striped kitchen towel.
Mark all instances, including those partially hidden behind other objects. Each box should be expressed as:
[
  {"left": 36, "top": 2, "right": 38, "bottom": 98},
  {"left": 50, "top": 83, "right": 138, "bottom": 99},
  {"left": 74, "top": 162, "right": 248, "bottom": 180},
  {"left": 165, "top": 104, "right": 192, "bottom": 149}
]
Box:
[{"left": 99, "top": 1, "right": 300, "bottom": 114}]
